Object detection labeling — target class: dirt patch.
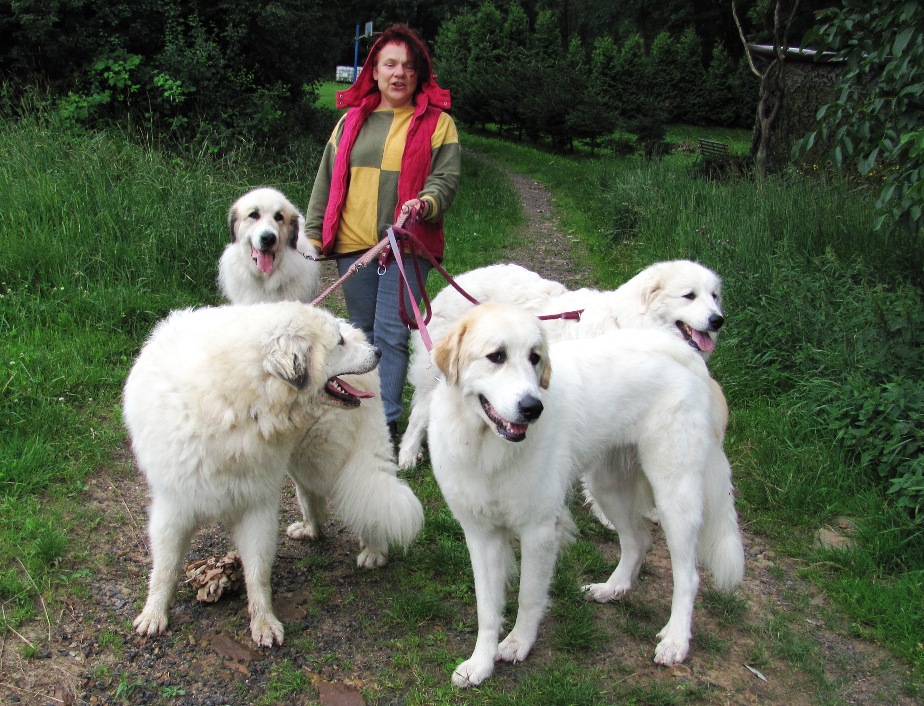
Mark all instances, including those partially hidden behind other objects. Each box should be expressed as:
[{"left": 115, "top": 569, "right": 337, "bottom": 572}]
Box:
[{"left": 1, "top": 158, "right": 916, "bottom": 705}]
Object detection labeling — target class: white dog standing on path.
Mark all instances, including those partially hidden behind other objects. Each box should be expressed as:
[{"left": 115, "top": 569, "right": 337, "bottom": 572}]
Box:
[
  {"left": 427, "top": 303, "right": 743, "bottom": 687},
  {"left": 124, "top": 302, "right": 421, "bottom": 647}
]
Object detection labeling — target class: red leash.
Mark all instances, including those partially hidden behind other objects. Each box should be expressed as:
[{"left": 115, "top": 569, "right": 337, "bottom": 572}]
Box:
[{"left": 310, "top": 205, "right": 584, "bottom": 352}]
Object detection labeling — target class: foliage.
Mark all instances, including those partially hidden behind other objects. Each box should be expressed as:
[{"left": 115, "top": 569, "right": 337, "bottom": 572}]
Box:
[
  {"left": 798, "top": 0, "right": 924, "bottom": 241},
  {"left": 0, "top": 0, "right": 342, "bottom": 148},
  {"left": 434, "top": 2, "right": 758, "bottom": 152}
]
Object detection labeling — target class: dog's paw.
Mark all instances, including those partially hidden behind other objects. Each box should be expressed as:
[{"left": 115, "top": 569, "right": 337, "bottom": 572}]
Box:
[
  {"left": 497, "top": 634, "right": 532, "bottom": 663},
  {"left": 133, "top": 609, "right": 169, "bottom": 637},
  {"left": 250, "top": 615, "right": 284, "bottom": 647},
  {"left": 356, "top": 547, "right": 388, "bottom": 569},
  {"left": 286, "top": 521, "right": 321, "bottom": 541},
  {"left": 653, "top": 635, "right": 689, "bottom": 666},
  {"left": 582, "top": 582, "right": 630, "bottom": 603},
  {"left": 451, "top": 657, "right": 494, "bottom": 688},
  {"left": 397, "top": 449, "right": 422, "bottom": 470}
]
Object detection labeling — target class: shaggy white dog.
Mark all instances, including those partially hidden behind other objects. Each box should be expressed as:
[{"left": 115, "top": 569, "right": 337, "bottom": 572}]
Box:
[
  {"left": 427, "top": 303, "right": 743, "bottom": 687},
  {"left": 124, "top": 302, "right": 422, "bottom": 647}
]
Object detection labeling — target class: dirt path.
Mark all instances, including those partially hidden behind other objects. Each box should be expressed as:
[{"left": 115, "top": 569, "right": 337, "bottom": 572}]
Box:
[{"left": 1, "top": 159, "right": 916, "bottom": 706}]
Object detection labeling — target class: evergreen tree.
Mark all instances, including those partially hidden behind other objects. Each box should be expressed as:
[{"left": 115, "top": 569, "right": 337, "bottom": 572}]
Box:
[
  {"left": 612, "top": 34, "right": 650, "bottom": 120},
  {"left": 702, "top": 42, "right": 738, "bottom": 126},
  {"left": 675, "top": 27, "right": 707, "bottom": 125}
]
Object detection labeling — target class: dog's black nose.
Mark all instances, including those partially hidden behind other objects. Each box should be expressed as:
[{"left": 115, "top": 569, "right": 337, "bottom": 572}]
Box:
[
  {"left": 259, "top": 232, "right": 277, "bottom": 249},
  {"left": 519, "top": 395, "right": 544, "bottom": 421},
  {"left": 373, "top": 346, "right": 382, "bottom": 359},
  {"left": 709, "top": 313, "right": 725, "bottom": 331}
]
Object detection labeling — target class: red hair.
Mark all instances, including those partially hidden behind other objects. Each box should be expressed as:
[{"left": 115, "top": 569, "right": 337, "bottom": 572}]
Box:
[
  {"left": 336, "top": 24, "right": 450, "bottom": 110},
  {"left": 367, "top": 24, "right": 432, "bottom": 88}
]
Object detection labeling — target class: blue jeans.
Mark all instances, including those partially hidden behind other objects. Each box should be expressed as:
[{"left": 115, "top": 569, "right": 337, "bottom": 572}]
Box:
[{"left": 337, "top": 253, "right": 431, "bottom": 425}]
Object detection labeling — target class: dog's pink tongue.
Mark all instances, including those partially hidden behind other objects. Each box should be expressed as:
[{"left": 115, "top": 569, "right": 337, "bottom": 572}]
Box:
[
  {"left": 693, "top": 330, "right": 714, "bottom": 352},
  {"left": 334, "top": 377, "right": 375, "bottom": 399},
  {"left": 252, "top": 247, "right": 275, "bottom": 273}
]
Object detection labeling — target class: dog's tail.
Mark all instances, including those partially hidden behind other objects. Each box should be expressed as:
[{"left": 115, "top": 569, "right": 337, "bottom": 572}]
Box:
[
  {"left": 697, "top": 445, "right": 745, "bottom": 592},
  {"left": 331, "top": 453, "right": 424, "bottom": 552}
]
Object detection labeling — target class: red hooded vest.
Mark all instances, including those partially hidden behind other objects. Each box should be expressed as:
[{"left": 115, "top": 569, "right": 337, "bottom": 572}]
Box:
[{"left": 321, "top": 37, "right": 452, "bottom": 261}]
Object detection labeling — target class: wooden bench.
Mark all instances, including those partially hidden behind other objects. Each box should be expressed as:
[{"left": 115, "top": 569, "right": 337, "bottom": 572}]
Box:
[{"left": 698, "top": 139, "right": 730, "bottom": 160}]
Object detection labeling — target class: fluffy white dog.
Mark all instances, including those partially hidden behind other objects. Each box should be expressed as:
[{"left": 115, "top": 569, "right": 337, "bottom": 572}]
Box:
[
  {"left": 217, "top": 190, "right": 422, "bottom": 569},
  {"left": 399, "top": 260, "right": 725, "bottom": 469},
  {"left": 427, "top": 303, "right": 743, "bottom": 687},
  {"left": 124, "top": 302, "right": 422, "bottom": 647},
  {"left": 218, "top": 187, "right": 321, "bottom": 305}
]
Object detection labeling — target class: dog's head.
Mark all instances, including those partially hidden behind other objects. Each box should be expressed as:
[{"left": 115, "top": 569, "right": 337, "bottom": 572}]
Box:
[
  {"left": 262, "top": 305, "right": 380, "bottom": 408},
  {"left": 228, "top": 187, "right": 306, "bottom": 275},
  {"left": 636, "top": 260, "right": 724, "bottom": 361},
  {"left": 432, "top": 302, "right": 551, "bottom": 442}
]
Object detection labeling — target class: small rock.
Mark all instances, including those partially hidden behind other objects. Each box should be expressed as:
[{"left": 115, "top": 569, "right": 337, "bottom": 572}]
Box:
[{"left": 815, "top": 527, "right": 854, "bottom": 550}]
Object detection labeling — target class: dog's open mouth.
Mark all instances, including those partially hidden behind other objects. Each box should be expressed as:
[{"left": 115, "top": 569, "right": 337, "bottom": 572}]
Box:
[
  {"left": 479, "top": 394, "right": 529, "bottom": 442},
  {"left": 325, "top": 376, "right": 375, "bottom": 407},
  {"left": 677, "top": 321, "right": 715, "bottom": 353},
  {"left": 251, "top": 247, "right": 276, "bottom": 274}
]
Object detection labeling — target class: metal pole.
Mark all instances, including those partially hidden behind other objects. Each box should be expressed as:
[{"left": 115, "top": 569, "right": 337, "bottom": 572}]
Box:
[{"left": 353, "top": 23, "right": 360, "bottom": 82}]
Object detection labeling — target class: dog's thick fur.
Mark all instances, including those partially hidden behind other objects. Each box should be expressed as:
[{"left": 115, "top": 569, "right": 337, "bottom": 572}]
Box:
[
  {"left": 218, "top": 188, "right": 422, "bottom": 569},
  {"left": 124, "top": 302, "right": 422, "bottom": 647},
  {"left": 427, "top": 303, "right": 743, "bottom": 686},
  {"left": 399, "top": 260, "right": 725, "bottom": 469},
  {"left": 218, "top": 187, "right": 321, "bottom": 305}
]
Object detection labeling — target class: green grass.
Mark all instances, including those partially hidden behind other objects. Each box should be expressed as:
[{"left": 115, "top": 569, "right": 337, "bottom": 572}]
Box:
[{"left": 1, "top": 102, "right": 922, "bottom": 703}]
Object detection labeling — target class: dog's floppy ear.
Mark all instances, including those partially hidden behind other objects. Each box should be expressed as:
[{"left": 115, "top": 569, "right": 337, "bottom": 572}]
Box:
[
  {"left": 432, "top": 320, "right": 469, "bottom": 386},
  {"left": 538, "top": 347, "right": 552, "bottom": 390},
  {"left": 288, "top": 212, "right": 305, "bottom": 249},
  {"left": 637, "top": 267, "right": 664, "bottom": 314},
  {"left": 228, "top": 204, "right": 240, "bottom": 243},
  {"left": 264, "top": 334, "right": 312, "bottom": 390}
]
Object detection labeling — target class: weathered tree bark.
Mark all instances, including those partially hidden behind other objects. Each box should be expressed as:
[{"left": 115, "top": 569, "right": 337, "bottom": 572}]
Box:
[{"left": 734, "top": 0, "right": 801, "bottom": 181}]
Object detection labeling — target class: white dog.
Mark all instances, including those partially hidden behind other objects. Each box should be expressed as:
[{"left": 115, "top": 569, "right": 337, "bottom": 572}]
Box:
[
  {"left": 427, "top": 303, "right": 743, "bottom": 687},
  {"left": 124, "top": 302, "right": 422, "bottom": 647},
  {"left": 399, "top": 260, "right": 725, "bottom": 469},
  {"left": 218, "top": 189, "right": 420, "bottom": 569},
  {"left": 218, "top": 187, "right": 321, "bottom": 305}
]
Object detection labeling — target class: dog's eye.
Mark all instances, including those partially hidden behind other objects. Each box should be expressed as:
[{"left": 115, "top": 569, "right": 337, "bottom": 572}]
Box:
[
  {"left": 682, "top": 292, "right": 696, "bottom": 300},
  {"left": 338, "top": 335, "right": 345, "bottom": 346},
  {"left": 248, "top": 210, "right": 259, "bottom": 220},
  {"left": 274, "top": 212, "right": 284, "bottom": 222},
  {"left": 486, "top": 350, "right": 506, "bottom": 364},
  {"left": 529, "top": 352, "right": 541, "bottom": 366}
]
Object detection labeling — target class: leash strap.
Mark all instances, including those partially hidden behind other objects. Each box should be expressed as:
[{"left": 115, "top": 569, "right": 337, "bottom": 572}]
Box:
[
  {"left": 308, "top": 237, "right": 393, "bottom": 306},
  {"left": 538, "top": 310, "right": 584, "bottom": 321},
  {"left": 387, "top": 227, "right": 433, "bottom": 351}
]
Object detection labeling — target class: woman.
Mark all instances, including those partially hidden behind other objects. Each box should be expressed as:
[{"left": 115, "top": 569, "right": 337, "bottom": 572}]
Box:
[{"left": 304, "top": 24, "right": 461, "bottom": 441}]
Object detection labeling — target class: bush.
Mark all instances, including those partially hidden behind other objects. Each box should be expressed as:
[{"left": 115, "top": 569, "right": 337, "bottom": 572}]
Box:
[{"left": 745, "top": 251, "right": 924, "bottom": 518}]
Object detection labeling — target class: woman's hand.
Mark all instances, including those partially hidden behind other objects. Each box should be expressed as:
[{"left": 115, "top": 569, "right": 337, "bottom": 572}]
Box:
[{"left": 401, "top": 198, "right": 430, "bottom": 219}]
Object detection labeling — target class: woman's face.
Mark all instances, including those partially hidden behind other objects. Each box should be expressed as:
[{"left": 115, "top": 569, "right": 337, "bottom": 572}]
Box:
[{"left": 373, "top": 42, "right": 418, "bottom": 109}]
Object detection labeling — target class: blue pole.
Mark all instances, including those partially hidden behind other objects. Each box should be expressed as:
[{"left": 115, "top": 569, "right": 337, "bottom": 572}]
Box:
[{"left": 353, "top": 24, "right": 360, "bottom": 82}]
